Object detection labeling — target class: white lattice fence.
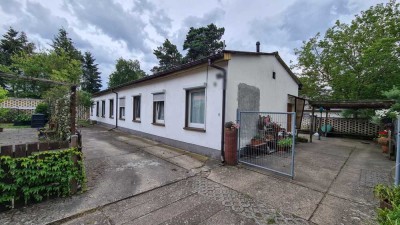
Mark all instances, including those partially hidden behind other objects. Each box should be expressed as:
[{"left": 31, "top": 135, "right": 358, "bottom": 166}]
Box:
[
  {"left": 0, "top": 98, "right": 44, "bottom": 114},
  {"left": 301, "top": 116, "right": 380, "bottom": 137}
]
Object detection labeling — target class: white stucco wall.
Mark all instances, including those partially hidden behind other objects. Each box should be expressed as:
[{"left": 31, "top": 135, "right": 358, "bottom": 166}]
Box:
[
  {"left": 90, "top": 65, "right": 224, "bottom": 151},
  {"left": 225, "top": 54, "right": 299, "bottom": 122}
]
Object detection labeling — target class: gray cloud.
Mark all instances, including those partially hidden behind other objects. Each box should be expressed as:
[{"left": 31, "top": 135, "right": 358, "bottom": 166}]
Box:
[
  {"left": 65, "top": 0, "right": 150, "bottom": 53},
  {"left": 149, "top": 9, "right": 172, "bottom": 37}
]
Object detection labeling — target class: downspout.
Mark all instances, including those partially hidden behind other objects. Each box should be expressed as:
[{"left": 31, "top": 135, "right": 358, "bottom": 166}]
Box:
[
  {"left": 208, "top": 59, "right": 226, "bottom": 163},
  {"left": 111, "top": 89, "right": 118, "bottom": 129}
]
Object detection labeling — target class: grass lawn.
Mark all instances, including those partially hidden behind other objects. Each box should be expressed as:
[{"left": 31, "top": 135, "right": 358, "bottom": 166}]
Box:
[{"left": 0, "top": 123, "right": 31, "bottom": 129}]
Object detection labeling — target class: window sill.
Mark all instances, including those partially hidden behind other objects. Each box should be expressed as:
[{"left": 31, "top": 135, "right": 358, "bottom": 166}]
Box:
[
  {"left": 152, "top": 123, "right": 165, "bottom": 127},
  {"left": 119, "top": 118, "right": 125, "bottom": 121},
  {"left": 183, "top": 127, "right": 206, "bottom": 133},
  {"left": 132, "top": 120, "right": 141, "bottom": 123}
]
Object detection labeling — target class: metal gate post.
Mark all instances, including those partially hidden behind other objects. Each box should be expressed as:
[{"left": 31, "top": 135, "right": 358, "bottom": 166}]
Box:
[
  {"left": 290, "top": 112, "right": 296, "bottom": 178},
  {"left": 395, "top": 117, "right": 400, "bottom": 186},
  {"left": 237, "top": 110, "right": 241, "bottom": 164}
]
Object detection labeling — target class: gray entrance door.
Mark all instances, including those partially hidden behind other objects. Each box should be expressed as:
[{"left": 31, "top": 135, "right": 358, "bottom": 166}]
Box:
[{"left": 237, "top": 111, "right": 296, "bottom": 178}]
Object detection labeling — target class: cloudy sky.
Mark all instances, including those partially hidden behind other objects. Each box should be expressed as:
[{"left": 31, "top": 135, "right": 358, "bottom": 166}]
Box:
[{"left": 0, "top": 0, "right": 385, "bottom": 89}]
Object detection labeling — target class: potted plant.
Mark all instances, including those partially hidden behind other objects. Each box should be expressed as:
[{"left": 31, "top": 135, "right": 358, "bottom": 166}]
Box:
[
  {"left": 277, "top": 137, "right": 292, "bottom": 151},
  {"left": 251, "top": 134, "right": 264, "bottom": 145},
  {"left": 377, "top": 130, "right": 389, "bottom": 153}
]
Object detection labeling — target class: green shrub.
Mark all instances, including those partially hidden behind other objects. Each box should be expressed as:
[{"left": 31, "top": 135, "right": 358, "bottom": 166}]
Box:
[
  {"left": 14, "top": 113, "right": 31, "bottom": 122},
  {"left": 278, "top": 138, "right": 293, "bottom": 147},
  {"left": 374, "top": 184, "right": 400, "bottom": 224},
  {"left": 0, "top": 108, "right": 17, "bottom": 123},
  {"left": 0, "top": 148, "right": 86, "bottom": 207},
  {"left": 35, "top": 102, "right": 50, "bottom": 118}
]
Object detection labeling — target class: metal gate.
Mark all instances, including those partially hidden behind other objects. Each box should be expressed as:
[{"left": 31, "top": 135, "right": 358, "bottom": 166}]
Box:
[{"left": 237, "top": 111, "right": 296, "bottom": 178}]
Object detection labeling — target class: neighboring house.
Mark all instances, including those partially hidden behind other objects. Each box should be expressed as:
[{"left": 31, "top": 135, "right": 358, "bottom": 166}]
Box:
[{"left": 91, "top": 47, "right": 301, "bottom": 158}]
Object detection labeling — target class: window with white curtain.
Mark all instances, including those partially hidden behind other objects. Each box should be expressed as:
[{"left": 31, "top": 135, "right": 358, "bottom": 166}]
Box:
[
  {"left": 109, "top": 99, "right": 114, "bottom": 118},
  {"left": 119, "top": 97, "right": 125, "bottom": 120},
  {"left": 153, "top": 93, "right": 165, "bottom": 124},
  {"left": 187, "top": 88, "right": 206, "bottom": 129}
]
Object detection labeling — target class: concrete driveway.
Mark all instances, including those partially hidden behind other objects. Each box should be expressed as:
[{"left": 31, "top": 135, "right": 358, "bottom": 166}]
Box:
[{"left": 0, "top": 126, "right": 390, "bottom": 225}]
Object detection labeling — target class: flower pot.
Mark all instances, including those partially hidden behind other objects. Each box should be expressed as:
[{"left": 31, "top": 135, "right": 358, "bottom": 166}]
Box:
[{"left": 382, "top": 145, "right": 389, "bottom": 153}]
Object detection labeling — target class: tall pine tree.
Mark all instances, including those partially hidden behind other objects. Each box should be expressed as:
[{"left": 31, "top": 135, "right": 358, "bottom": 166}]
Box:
[
  {"left": 151, "top": 39, "right": 182, "bottom": 73},
  {"left": 81, "top": 51, "right": 102, "bottom": 93},
  {"left": 183, "top": 23, "right": 225, "bottom": 62},
  {"left": 51, "top": 28, "right": 82, "bottom": 62}
]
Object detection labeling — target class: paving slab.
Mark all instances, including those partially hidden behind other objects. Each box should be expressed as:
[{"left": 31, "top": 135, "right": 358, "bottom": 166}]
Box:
[
  {"left": 0, "top": 128, "right": 38, "bottom": 146},
  {"left": 310, "top": 195, "right": 377, "bottom": 225},
  {"left": 141, "top": 145, "right": 184, "bottom": 159},
  {"left": 207, "top": 166, "right": 324, "bottom": 220},
  {"left": 166, "top": 154, "right": 205, "bottom": 170},
  {"left": 198, "top": 209, "right": 258, "bottom": 225}
]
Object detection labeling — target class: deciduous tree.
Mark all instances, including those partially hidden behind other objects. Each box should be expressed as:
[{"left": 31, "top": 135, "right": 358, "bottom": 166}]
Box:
[
  {"left": 294, "top": 0, "right": 400, "bottom": 100},
  {"left": 108, "top": 58, "right": 146, "bottom": 88}
]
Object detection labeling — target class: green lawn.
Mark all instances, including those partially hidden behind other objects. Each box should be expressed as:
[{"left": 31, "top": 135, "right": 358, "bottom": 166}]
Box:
[{"left": 0, "top": 123, "right": 31, "bottom": 129}]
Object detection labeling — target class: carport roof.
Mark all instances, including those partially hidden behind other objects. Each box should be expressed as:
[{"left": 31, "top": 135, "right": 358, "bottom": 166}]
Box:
[{"left": 309, "top": 99, "right": 395, "bottom": 109}]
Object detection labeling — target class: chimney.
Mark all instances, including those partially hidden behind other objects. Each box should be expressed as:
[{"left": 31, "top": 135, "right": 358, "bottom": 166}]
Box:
[{"left": 256, "top": 41, "right": 260, "bottom": 52}]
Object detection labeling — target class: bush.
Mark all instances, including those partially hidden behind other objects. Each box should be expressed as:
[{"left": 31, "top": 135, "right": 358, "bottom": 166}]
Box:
[
  {"left": 14, "top": 113, "right": 31, "bottom": 122},
  {"left": 0, "top": 108, "right": 17, "bottom": 123},
  {"left": 35, "top": 102, "right": 50, "bottom": 118},
  {"left": 374, "top": 184, "right": 400, "bottom": 224},
  {"left": 0, "top": 148, "right": 86, "bottom": 208}
]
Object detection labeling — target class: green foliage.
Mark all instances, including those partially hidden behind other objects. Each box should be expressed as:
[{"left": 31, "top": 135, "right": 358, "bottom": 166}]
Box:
[
  {"left": 14, "top": 113, "right": 31, "bottom": 122},
  {"left": 0, "top": 87, "right": 7, "bottom": 102},
  {"left": 108, "top": 58, "right": 146, "bottom": 88},
  {"left": 35, "top": 102, "right": 50, "bottom": 118},
  {"left": 0, "top": 148, "right": 86, "bottom": 207},
  {"left": 374, "top": 184, "right": 400, "bottom": 224},
  {"left": 383, "top": 86, "right": 400, "bottom": 112},
  {"left": 77, "top": 90, "right": 93, "bottom": 108},
  {"left": 278, "top": 138, "right": 293, "bottom": 147},
  {"left": 294, "top": 1, "right": 400, "bottom": 100},
  {"left": 81, "top": 51, "right": 102, "bottom": 93},
  {"left": 183, "top": 23, "right": 225, "bottom": 62},
  {"left": 51, "top": 28, "right": 83, "bottom": 62},
  {"left": 151, "top": 39, "right": 182, "bottom": 73}
]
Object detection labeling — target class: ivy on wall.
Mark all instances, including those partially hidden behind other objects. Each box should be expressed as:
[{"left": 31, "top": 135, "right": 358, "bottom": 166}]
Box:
[{"left": 0, "top": 148, "right": 86, "bottom": 207}]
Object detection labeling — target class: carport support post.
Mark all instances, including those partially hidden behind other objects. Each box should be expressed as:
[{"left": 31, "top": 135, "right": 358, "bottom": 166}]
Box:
[
  {"left": 395, "top": 117, "right": 400, "bottom": 186},
  {"left": 310, "top": 107, "right": 315, "bottom": 143},
  {"left": 70, "top": 85, "right": 77, "bottom": 135}
]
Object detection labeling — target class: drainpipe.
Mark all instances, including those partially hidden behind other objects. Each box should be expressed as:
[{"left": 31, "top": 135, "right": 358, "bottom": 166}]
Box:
[
  {"left": 111, "top": 89, "right": 118, "bottom": 129},
  {"left": 208, "top": 59, "right": 227, "bottom": 163}
]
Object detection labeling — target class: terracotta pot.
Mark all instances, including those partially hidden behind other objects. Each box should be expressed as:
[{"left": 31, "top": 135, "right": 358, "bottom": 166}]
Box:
[{"left": 382, "top": 145, "right": 389, "bottom": 153}]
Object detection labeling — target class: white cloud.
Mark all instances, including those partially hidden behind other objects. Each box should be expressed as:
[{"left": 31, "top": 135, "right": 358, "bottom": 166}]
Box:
[{"left": 0, "top": 0, "right": 387, "bottom": 90}]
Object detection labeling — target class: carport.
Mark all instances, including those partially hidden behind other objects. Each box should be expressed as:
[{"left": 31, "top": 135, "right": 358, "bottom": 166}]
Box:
[{"left": 308, "top": 99, "right": 395, "bottom": 142}]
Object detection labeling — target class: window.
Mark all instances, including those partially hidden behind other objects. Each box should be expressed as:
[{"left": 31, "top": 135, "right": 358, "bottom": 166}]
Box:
[
  {"left": 153, "top": 93, "right": 165, "bottom": 125},
  {"left": 109, "top": 99, "right": 114, "bottom": 118},
  {"left": 186, "top": 88, "right": 206, "bottom": 129},
  {"left": 96, "top": 101, "right": 99, "bottom": 117},
  {"left": 119, "top": 97, "right": 125, "bottom": 120},
  {"left": 101, "top": 100, "right": 106, "bottom": 117},
  {"left": 133, "top": 96, "right": 141, "bottom": 121},
  {"left": 90, "top": 105, "right": 93, "bottom": 116}
]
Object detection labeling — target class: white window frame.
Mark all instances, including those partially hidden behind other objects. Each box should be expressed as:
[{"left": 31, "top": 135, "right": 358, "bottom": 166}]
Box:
[
  {"left": 187, "top": 88, "right": 206, "bottom": 129},
  {"left": 153, "top": 93, "right": 165, "bottom": 125},
  {"left": 133, "top": 95, "right": 141, "bottom": 121}
]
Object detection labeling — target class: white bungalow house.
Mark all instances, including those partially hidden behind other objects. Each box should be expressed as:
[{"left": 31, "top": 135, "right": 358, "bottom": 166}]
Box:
[{"left": 91, "top": 46, "right": 301, "bottom": 159}]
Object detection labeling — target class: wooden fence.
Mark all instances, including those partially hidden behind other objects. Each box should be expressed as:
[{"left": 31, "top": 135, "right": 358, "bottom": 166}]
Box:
[
  {"left": 0, "top": 141, "right": 70, "bottom": 158},
  {"left": 301, "top": 115, "right": 380, "bottom": 137}
]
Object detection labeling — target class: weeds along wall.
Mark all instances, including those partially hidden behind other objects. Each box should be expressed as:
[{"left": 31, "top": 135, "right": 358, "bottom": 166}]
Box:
[{"left": 0, "top": 148, "right": 86, "bottom": 209}]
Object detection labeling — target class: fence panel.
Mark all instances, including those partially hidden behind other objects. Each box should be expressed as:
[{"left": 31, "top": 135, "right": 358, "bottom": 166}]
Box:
[{"left": 238, "top": 112, "right": 296, "bottom": 178}]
